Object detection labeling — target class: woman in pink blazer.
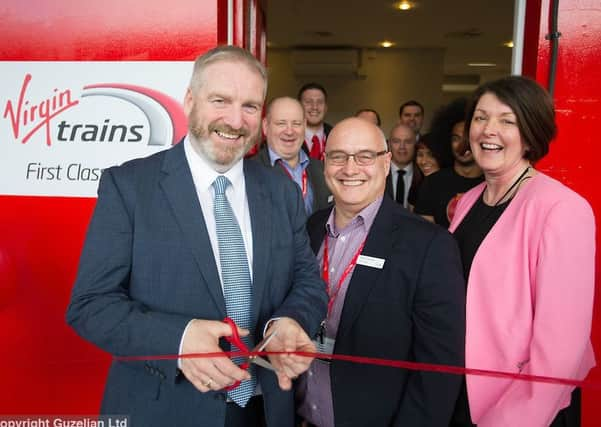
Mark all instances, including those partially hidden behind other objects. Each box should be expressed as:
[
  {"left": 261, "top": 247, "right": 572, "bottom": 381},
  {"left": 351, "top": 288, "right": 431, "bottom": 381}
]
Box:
[{"left": 448, "top": 76, "right": 596, "bottom": 427}]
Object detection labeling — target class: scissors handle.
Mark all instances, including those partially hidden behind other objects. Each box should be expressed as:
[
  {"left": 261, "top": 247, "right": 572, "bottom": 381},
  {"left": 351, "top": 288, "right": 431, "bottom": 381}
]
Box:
[{"left": 222, "top": 317, "right": 250, "bottom": 391}]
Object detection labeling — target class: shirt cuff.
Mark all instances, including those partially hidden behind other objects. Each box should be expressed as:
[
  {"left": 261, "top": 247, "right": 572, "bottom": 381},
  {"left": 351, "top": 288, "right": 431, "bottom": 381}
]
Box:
[{"left": 177, "top": 319, "right": 196, "bottom": 369}]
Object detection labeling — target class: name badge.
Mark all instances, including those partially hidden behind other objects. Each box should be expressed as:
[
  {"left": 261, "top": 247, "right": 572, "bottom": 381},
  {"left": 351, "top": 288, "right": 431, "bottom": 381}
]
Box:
[{"left": 356, "top": 254, "right": 385, "bottom": 269}]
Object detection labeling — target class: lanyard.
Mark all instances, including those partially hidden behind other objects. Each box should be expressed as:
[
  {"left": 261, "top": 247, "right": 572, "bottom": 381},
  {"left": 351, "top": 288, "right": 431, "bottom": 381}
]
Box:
[
  {"left": 278, "top": 161, "right": 308, "bottom": 198},
  {"left": 322, "top": 235, "right": 366, "bottom": 315}
]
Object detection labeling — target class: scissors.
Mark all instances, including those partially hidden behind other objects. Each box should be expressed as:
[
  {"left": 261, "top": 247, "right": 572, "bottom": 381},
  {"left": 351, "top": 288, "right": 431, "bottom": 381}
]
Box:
[{"left": 223, "top": 317, "right": 277, "bottom": 390}]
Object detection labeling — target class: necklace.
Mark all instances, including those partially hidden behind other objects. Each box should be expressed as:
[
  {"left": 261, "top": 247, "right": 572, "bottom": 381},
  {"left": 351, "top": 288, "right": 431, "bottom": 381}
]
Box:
[{"left": 486, "top": 165, "right": 531, "bottom": 206}]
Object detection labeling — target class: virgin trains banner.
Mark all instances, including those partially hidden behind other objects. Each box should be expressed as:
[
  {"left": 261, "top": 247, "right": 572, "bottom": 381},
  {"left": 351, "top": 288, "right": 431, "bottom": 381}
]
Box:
[{"left": 1, "top": 62, "right": 190, "bottom": 197}]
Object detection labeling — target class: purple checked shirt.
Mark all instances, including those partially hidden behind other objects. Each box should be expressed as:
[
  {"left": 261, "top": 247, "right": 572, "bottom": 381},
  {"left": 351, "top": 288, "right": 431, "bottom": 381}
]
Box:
[{"left": 297, "top": 196, "right": 383, "bottom": 427}]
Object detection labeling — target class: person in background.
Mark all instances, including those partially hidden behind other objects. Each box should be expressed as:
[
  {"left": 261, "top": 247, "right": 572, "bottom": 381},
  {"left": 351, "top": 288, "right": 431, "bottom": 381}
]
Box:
[
  {"left": 385, "top": 123, "right": 423, "bottom": 208},
  {"left": 297, "top": 117, "right": 465, "bottom": 427},
  {"left": 449, "top": 76, "right": 596, "bottom": 427},
  {"left": 252, "top": 96, "right": 331, "bottom": 216},
  {"left": 414, "top": 98, "right": 483, "bottom": 227},
  {"left": 66, "top": 46, "right": 327, "bottom": 427},
  {"left": 398, "top": 99, "right": 425, "bottom": 139},
  {"left": 298, "top": 82, "right": 332, "bottom": 160},
  {"left": 354, "top": 108, "right": 381, "bottom": 127},
  {"left": 414, "top": 132, "right": 452, "bottom": 177}
]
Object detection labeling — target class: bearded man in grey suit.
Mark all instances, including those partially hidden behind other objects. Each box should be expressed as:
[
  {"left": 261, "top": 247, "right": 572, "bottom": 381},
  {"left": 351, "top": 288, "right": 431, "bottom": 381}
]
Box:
[{"left": 66, "top": 45, "right": 327, "bottom": 427}]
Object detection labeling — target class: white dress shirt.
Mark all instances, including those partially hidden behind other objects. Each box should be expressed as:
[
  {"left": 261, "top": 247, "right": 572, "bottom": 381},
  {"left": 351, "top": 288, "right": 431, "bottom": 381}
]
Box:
[
  {"left": 178, "top": 136, "right": 254, "bottom": 367},
  {"left": 305, "top": 125, "right": 326, "bottom": 151},
  {"left": 390, "top": 162, "right": 414, "bottom": 208},
  {"left": 184, "top": 136, "right": 253, "bottom": 282}
]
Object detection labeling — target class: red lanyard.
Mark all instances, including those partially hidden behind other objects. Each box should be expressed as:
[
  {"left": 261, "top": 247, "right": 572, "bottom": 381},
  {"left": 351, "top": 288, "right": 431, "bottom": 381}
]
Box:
[
  {"left": 278, "top": 161, "right": 308, "bottom": 198},
  {"left": 322, "top": 235, "right": 366, "bottom": 315}
]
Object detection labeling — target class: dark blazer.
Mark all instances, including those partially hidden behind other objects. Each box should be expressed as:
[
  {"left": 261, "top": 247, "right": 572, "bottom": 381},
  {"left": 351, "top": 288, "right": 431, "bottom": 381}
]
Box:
[
  {"left": 66, "top": 142, "right": 328, "bottom": 427},
  {"left": 252, "top": 144, "right": 331, "bottom": 213},
  {"left": 324, "top": 122, "right": 333, "bottom": 138},
  {"left": 307, "top": 196, "right": 465, "bottom": 427},
  {"left": 385, "top": 163, "right": 424, "bottom": 206}
]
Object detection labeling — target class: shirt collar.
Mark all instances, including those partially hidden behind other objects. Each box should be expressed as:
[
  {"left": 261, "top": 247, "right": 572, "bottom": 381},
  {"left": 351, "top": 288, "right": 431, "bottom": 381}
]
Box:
[
  {"left": 325, "top": 196, "right": 383, "bottom": 237},
  {"left": 184, "top": 135, "right": 244, "bottom": 192},
  {"left": 305, "top": 125, "right": 325, "bottom": 142},
  {"left": 391, "top": 161, "right": 414, "bottom": 175},
  {"left": 267, "top": 145, "right": 310, "bottom": 169}
]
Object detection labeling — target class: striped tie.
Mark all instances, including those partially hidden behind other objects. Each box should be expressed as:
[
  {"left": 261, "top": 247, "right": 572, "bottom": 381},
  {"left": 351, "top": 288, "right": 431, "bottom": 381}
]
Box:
[{"left": 212, "top": 175, "right": 255, "bottom": 407}]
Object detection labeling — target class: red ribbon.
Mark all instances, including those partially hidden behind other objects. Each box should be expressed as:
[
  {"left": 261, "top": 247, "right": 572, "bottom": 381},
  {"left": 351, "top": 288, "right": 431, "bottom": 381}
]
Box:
[
  {"left": 115, "top": 350, "right": 600, "bottom": 390},
  {"left": 322, "top": 236, "right": 366, "bottom": 315}
]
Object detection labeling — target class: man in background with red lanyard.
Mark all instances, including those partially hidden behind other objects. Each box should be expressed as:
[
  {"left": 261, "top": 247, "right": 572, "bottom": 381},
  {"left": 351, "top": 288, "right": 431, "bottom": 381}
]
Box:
[
  {"left": 252, "top": 97, "right": 331, "bottom": 216},
  {"left": 298, "top": 82, "right": 333, "bottom": 161},
  {"left": 296, "top": 117, "right": 466, "bottom": 427}
]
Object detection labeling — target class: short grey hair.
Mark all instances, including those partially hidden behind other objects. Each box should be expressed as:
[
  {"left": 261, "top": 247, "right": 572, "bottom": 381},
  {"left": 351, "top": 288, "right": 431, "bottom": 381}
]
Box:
[{"left": 189, "top": 45, "right": 268, "bottom": 97}]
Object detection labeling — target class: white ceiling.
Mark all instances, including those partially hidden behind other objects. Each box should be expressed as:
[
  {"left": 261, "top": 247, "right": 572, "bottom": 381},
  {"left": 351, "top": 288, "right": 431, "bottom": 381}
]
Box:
[{"left": 265, "top": 0, "right": 516, "bottom": 78}]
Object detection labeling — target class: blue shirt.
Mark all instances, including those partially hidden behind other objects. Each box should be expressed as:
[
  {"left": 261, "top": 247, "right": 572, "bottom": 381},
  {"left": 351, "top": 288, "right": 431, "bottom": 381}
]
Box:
[{"left": 267, "top": 147, "right": 315, "bottom": 216}]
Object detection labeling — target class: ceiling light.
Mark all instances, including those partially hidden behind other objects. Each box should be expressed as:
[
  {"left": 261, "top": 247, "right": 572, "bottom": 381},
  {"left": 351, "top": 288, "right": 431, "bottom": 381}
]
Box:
[
  {"left": 396, "top": 1, "right": 413, "bottom": 11},
  {"left": 503, "top": 41, "right": 514, "bottom": 48},
  {"left": 468, "top": 62, "right": 497, "bottom": 67},
  {"left": 379, "top": 41, "right": 395, "bottom": 48}
]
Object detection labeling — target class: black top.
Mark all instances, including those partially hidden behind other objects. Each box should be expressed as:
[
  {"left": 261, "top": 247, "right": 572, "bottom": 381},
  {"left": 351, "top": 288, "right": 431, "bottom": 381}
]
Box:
[
  {"left": 452, "top": 191, "right": 510, "bottom": 280},
  {"left": 414, "top": 168, "right": 484, "bottom": 228},
  {"left": 450, "top": 191, "right": 510, "bottom": 426}
]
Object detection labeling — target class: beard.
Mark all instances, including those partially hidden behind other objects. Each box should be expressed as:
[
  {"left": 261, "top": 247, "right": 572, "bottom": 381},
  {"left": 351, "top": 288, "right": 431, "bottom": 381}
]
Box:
[
  {"left": 188, "top": 111, "right": 258, "bottom": 172},
  {"left": 454, "top": 149, "right": 476, "bottom": 167}
]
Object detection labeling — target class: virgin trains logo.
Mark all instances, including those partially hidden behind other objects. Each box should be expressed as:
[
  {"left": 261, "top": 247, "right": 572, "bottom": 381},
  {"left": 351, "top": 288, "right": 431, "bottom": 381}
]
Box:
[{"left": 3, "top": 74, "right": 187, "bottom": 147}]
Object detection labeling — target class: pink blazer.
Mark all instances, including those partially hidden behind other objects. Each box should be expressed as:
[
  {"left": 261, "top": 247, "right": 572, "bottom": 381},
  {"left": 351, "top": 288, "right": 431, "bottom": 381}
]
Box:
[{"left": 449, "top": 172, "right": 596, "bottom": 426}]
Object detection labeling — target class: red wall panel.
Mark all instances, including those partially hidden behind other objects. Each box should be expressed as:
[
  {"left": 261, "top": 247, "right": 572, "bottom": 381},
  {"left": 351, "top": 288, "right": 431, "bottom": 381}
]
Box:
[
  {"left": 0, "top": 0, "right": 221, "bottom": 414},
  {"left": 527, "top": 1, "right": 601, "bottom": 425},
  {"left": 0, "top": 0, "right": 217, "bottom": 60}
]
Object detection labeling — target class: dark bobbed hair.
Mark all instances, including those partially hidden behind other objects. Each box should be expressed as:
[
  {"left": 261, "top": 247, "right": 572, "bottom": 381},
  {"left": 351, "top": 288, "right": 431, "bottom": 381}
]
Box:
[
  {"left": 464, "top": 75, "right": 556, "bottom": 163},
  {"left": 297, "top": 82, "right": 328, "bottom": 101},
  {"left": 354, "top": 108, "right": 382, "bottom": 126},
  {"left": 398, "top": 100, "right": 424, "bottom": 117},
  {"left": 416, "top": 133, "right": 453, "bottom": 169}
]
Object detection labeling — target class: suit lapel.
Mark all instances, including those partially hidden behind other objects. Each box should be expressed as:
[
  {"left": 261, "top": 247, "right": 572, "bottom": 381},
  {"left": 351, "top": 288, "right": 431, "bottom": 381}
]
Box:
[
  {"left": 159, "top": 144, "right": 226, "bottom": 317},
  {"left": 385, "top": 172, "right": 394, "bottom": 199},
  {"left": 244, "top": 160, "right": 271, "bottom": 328},
  {"left": 336, "top": 198, "right": 396, "bottom": 343}
]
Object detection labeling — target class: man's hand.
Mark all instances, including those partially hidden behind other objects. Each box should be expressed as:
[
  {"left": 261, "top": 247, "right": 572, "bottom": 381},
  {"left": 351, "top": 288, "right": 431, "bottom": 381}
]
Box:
[
  {"left": 264, "top": 317, "right": 316, "bottom": 390},
  {"left": 180, "top": 319, "right": 251, "bottom": 393}
]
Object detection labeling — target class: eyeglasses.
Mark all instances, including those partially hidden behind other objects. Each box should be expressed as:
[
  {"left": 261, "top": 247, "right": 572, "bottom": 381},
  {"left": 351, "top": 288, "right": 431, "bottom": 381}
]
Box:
[{"left": 325, "top": 150, "right": 388, "bottom": 166}]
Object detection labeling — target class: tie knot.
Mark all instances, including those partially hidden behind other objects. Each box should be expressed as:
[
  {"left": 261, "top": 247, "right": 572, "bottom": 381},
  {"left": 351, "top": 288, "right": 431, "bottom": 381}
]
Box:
[
  {"left": 311, "top": 134, "right": 320, "bottom": 144},
  {"left": 398, "top": 169, "right": 406, "bottom": 176},
  {"left": 212, "top": 175, "right": 230, "bottom": 196}
]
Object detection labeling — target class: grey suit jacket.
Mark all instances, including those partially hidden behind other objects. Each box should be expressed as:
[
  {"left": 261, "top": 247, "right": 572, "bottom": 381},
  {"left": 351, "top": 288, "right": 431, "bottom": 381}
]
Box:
[
  {"left": 66, "top": 142, "right": 328, "bottom": 427},
  {"left": 252, "top": 144, "right": 331, "bottom": 213}
]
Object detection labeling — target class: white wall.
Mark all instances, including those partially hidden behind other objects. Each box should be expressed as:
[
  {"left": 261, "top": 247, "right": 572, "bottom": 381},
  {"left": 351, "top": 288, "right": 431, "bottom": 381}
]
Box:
[{"left": 266, "top": 47, "right": 446, "bottom": 135}]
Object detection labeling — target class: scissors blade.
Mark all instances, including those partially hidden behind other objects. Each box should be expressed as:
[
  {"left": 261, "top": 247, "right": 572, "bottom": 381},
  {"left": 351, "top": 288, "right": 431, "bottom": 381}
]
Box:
[
  {"left": 251, "top": 356, "right": 276, "bottom": 371},
  {"left": 249, "top": 329, "right": 279, "bottom": 371}
]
